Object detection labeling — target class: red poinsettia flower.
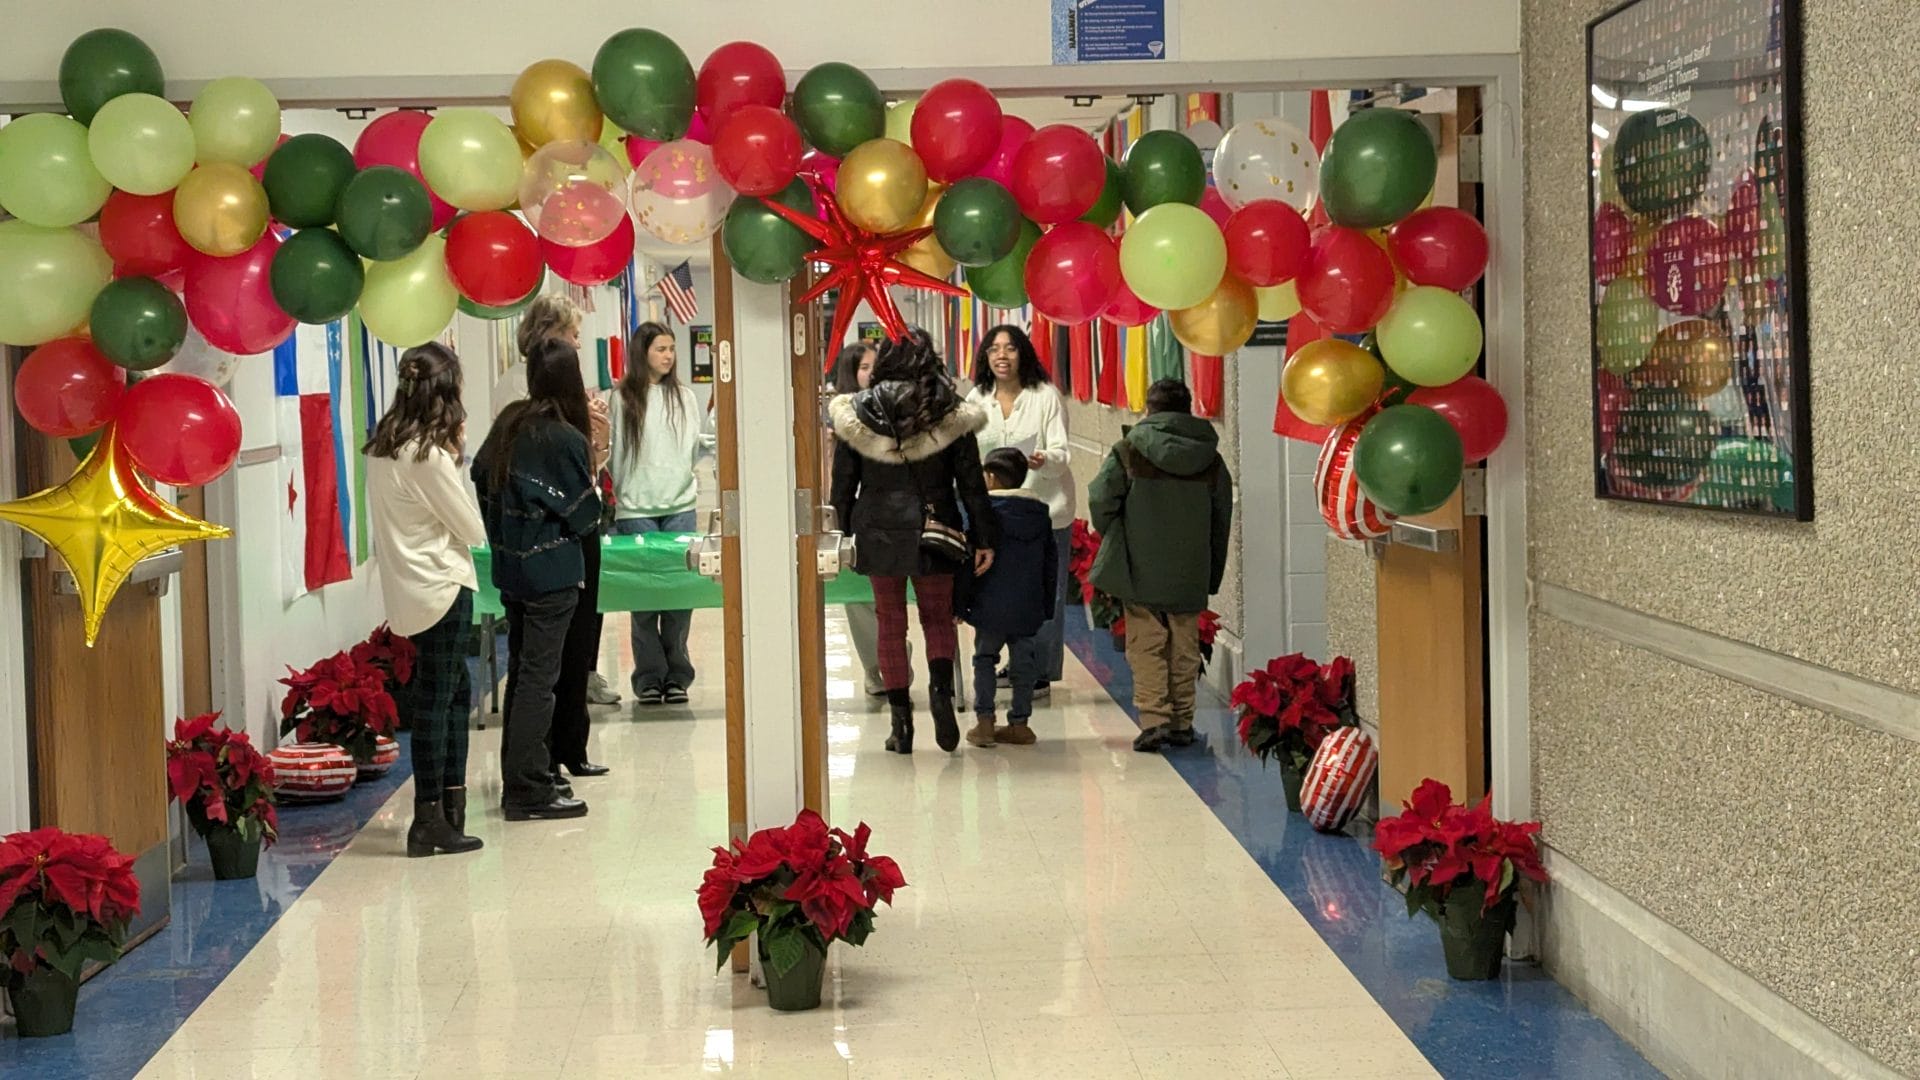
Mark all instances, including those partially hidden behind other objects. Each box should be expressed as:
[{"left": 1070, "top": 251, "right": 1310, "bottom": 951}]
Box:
[
  {"left": 1265, "top": 653, "right": 1320, "bottom": 686},
  {"left": 165, "top": 713, "right": 280, "bottom": 846},
  {"left": 1197, "top": 611, "right": 1220, "bottom": 647},
  {"left": 351, "top": 624, "right": 418, "bottom": 686},
  {"left": 1372, "top": 779, "right": 1547, "bottom": 914}
]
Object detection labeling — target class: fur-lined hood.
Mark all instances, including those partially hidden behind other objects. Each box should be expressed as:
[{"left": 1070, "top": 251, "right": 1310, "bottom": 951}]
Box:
[{"left": 829, "top": 392, "right": 987, "bottom": 464}]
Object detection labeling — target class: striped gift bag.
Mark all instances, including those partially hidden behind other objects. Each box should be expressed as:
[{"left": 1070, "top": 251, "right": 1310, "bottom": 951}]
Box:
[
  {"left": 1301, "top": 727, "right": 1378, "bottom": 834},
  {"left": 1315, "top": 412, "right": 1394, "bottom": 540},
  {"left": 269, "top": 743, "right": 357, "bottom": 801}
]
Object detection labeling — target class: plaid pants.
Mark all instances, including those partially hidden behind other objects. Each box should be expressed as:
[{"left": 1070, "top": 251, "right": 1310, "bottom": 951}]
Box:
[
  {"left": 401, "top": 589, "right": 473, "bottom": 802},
  {"left": 869, "top": 574, "right": 956, "bottom": 692}
]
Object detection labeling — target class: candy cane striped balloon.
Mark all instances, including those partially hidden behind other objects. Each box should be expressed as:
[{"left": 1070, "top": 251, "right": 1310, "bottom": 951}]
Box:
[
  {"left": 1302, "top": 726, "right": 1379, "bottom": 834},
  {"left": 1315, "top": 411, "right": 1394, "bottom": 540}
]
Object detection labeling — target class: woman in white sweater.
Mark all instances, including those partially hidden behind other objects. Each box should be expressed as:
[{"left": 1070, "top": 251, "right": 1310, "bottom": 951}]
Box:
[
  {"left": 966, "top": 325, "right": 1074, "bottom": 698},
  {"left": 364, "top": 343, "right": 488, "bottom": 858},
  {"left": 610, "top": 321, "right": 714, "bottom": 705}
]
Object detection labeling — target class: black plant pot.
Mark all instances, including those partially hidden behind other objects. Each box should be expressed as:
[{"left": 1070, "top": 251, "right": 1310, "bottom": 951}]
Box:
[
  {"left": 1279, "top": 762, "right": 1307, "bottom": 812},
  {"left": 1438, "top": 891, "right": 1515, "bottom": 980},
  {"left": 6, "top": 966, "right": 78, "bottom": 1037},
  {"left": 759, "top": 937, "right": 828, "bottom": 1012},
  {"left": 202, "top": 824, "right": 262, "bottom": 880}
]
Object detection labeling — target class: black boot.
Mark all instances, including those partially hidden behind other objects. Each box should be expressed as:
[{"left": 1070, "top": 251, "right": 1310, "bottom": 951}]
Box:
[
  {"left": 444, "top": 786, "right": 468, "bottom": 833},
  {"left": 929, "top": 659, "right": 959, "bottom": 753},
  {"left": 407, "top": 798, "right": 484, "bottom": 858},
  {"left": 884, "top": 689, "right": 914, "bottom": 754}
]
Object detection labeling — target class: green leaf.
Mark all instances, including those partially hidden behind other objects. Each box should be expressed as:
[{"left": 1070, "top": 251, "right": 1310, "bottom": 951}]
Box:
[
  {"left": 721, "top": 911, "right": 760, "bottom": 943},
  {"left": 764, "top": 930, "right": 804, "bottom": 977},
  {"left": 1404, "top": 884, "right": 1424, "bottom": 918},
  {"left": 1498, "top": 859, "right": 1516, "bottom": 898}
]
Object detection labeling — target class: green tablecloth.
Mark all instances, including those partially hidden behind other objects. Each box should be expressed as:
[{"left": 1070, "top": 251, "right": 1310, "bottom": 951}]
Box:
[{"left": 471, "top": 533, "right": 878, "bottom": 620}]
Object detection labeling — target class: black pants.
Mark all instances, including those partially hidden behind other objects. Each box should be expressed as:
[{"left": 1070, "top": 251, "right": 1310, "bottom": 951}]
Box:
[
  {"left": 401, "top": 589, "right": 473, "bottom": 801},
  {"left": 501, "top": 587, "right": 577, "bottom": 806},
  {"left": 550, "top": 540, "right": 602, "bottom": 766}
]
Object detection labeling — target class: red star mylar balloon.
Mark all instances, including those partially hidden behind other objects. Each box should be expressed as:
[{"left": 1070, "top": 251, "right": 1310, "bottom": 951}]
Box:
[{"left": 759, "top": 193, "right": 969, "bottom": 367}]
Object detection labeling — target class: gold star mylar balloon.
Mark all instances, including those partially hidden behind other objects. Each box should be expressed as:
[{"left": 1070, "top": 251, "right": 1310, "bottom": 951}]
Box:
[{"left": 0, "top": 426, "right": 230, "bottom": 646}]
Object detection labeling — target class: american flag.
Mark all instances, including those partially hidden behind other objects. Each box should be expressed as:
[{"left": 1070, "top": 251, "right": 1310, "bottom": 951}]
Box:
[{"left": 656, "top": 261, "right": 698, "bottom": 324}]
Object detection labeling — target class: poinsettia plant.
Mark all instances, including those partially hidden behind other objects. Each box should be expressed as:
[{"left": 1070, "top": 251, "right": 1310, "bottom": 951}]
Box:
[
  {"left": 0, "top": 828, "right": 140, "bottom": 986},
  {"left": 1069, "top": 520, "right": 1126, "bottom": 632},
  {"left": 279, "top": 651, "right": 399, "bottom": 763},
  {"left": 1233, "top": 654, "right": 1359, "bottom": 772},
  {"left": 1197, "top": 611, "right": 1221, "bottom": 674},
  {"left": 1373, "top": 779, "right": 1547, "bottom": 918},
  {"left": 350, "top": 624, "right": 416, "bottom": 689},
  {"left": 699, "top": 810, "right": 906, "bottom": 977},
  {"left": 166, "top": 713, "right": 278, "bottom": 847}
]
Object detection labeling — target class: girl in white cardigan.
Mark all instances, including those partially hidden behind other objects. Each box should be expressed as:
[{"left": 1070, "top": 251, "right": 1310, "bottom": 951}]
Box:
[{"left": 965, "top": 325, "right": 1075, "bottom": 706}]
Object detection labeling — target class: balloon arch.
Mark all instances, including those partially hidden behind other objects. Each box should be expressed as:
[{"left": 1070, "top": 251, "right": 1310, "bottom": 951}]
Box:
[{"left": 0, "top": 26, "right": 1504, "bottom": 643}]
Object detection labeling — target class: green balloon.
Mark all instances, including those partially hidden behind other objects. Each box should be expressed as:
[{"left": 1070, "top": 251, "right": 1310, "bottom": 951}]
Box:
[
  {"left": 723, "top": 180, "right": 821, "bottom": 285},
  {"left": 87, "top": 93, "right": 197, "bottom": 196},
  {"left": 1610, "top": 388, "right": 1712, "bottom": 490},
  {"left": 0, "top": 114, "right": 111, "bottom": 228},
  {"left": 791, "top": 63, "right": 885, "bottom": 157},
  {"left": 1320, "top": 109, "right": 1437, "bottom": 229},
  {"left": 1376, "top": 286, "right": 1483, "bottom": 387},
  {"left": 1596, "top": 277, "right": 1660, "bottom": 376},
  {"left": 360, "top": 234, "right": 457, "bottom": 348},
  {"left": 1613, "top": 109, "right": 1710, "bottom": 219},
  {"left": 1352, "top": 404, "right": 1464, "bottom": 516},
  {"left": 189, "top": 77, "right": 282, "bottom": 167},
  {"left": 1080, "top": 158, "right": 1124, "bottom": 229},
  {"left": 933, "top": 178, "right": 1022, "bottom": 267},
  {"left": 271, "top": 229, "right": 365, "bottom": 324},
  {"left": 593, "top": 29, "right": 696, "bottom": 141},
  {"left": 965, "top": 219, "right": 1042, "bottom": 308},
  {"left": 460, "top": 273, "right": 546, "bottom": 320},
  {"left": 90, "top": 276, "right": 187, "bottom": 371},
  {"left": 1699, "top": 437, "right": 1794, "bottom": 513},
  {"left": 68, "top": 431, "right": 103, "bottom": 461},
  {"left": 0, "top": 221, "right": 113, "bottom": 347},
  {"left": 1122, "top": 130, "right": 1206, "bottom": 214},
  {"left": 337, "top": 166, "right": 433, "bottom": 261},
  {"left": 263, "top": 134, "right": 357, "bottom": 228},
  {"left": 59, "top": 28, "right": 164, "bottom": 127},
  {"left": 1118, "top": 203, "right": 1226, "bottom": 311}
]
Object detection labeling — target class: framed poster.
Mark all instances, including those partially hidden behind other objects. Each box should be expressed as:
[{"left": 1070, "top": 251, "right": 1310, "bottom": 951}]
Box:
[
  {"left": 1586, "top": 0, "right": 1812, "bottom": 520},
  {"left": 690, "top": 325, "right": 714, "bottom": 384}
]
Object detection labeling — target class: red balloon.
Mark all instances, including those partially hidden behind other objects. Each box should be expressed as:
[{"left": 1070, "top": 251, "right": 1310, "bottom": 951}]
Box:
[
  {"left": 696, "top": 42, "right": 785, "bottom": 134},
  {"left": 1009, "top": 125, "right": 1106, "bottom": 224},
  {"left": 1591, "top": 202, "right": 1634, "bottom": 286},
  {"left": 354, "top": 110, "right": 456, "bottom": 230},
  {"left": 543, "top": 213, "right": 634, "bottom": 286},
  {"left": 911, "top": 79, "right": 1003, "bottom": 183},
  {"left": 1098, "top": 277, "right": 1159, "bottom": 328},
  {"left": 186, "top": 234, "right": 296, "bottom": 356},
  {"left": 118, "top": 374, "right": 243, "bottom": 486},
  {"left": 1224, "top": 200, "right": 1311, "bottom": 287},
  {"left": 1296, "top": 227, "right": 1396, "bottom": 334},
  {"left": 1646, "top": 215, "right": 1726, "bottom": 316},
  {"left": 250, "top": 133, "right": 290, "bottom": 182},
  {"left": 1389, "top": 207, "right": 1489, "bottom": 291},
  {"left": 1199, "top": 186, "right": 1232, "bottom": 228},
  {"left": 15, "top": 338, "right": 127, "bottom": 438},
  {"left": 98, "top": 191, "right": 193, "bottom": 279},
  {"left": 971, "top": 115, "right": 1034, "bottom": 189},
  {"left": 446, "top": 212, "right": 543, "bottom": 306},
  {"left": 712, "top": 105, "right": 804, "bottom": 198},
  {"left": 1024, "top": 222, "right": 1121, "bottom": 326},
  {"left": 1407, "top": 375, "right": 1509, "bottom": 463}
]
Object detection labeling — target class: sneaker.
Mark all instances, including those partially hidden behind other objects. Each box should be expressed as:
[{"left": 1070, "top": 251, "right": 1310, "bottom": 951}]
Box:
[
  {"left": 1165, "top": 727, "right": 1196, "bottom": 748},
  {"left": 995, "top": 723, "right": 1037, "bottom": 746},
  {"left": 965, "top": 717, "right": 998, "bottom": 748},
  {"left": 587, "top": 673, "right": 621, "bottom": 705},
  {"left": 1132, "top": 724, "right": 1173, "bottom": 752},
  {"left": 635, "top": 687, "right": 665, "bottom": 706},
  {"left": 663, "top": 685, "right": 690, "bottom": 705}
]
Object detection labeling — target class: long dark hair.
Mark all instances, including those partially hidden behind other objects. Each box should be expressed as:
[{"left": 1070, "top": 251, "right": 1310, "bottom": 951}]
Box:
[
  {"left": 489, "top": 337, "right": 591, "bottom": 487},
  {"left": 971, "top": 324, "right": 1049, "bottom": 391},
  {"left": 870, "top": 327, "right": 957, "bottom": 437},
  {"left": 364, "top": 342, "right": 464, "bottom": 462},
  {"left": 832, "top": 342, "right": 875, "bottom": 394},
  {"left": 616, "top": 320, "right": 685, "bottom": 468}
]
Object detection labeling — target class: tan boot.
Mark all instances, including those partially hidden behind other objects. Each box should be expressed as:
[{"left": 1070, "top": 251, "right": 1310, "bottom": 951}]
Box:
[
  {"left": 995, "top": 723, "right": 1037, "bottom": 746},
  {"left": 965, "top": 716, "right": 998, "bottom": 748}
]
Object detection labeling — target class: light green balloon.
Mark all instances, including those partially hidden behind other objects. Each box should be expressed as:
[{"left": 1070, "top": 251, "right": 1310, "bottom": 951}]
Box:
[
  {"left": 884, "top": 98, "right": 918, "bottom": 144},
  {"left": 190, "top": 77, "right": 282, "bottom": 166},
  {"left": 1376, "top": 286, "right": 1484, "bottom": 387},
  {"left": 418, "top": 109, "right": 523, "bottom": 212},
  {"left": 359, "top": 234, "right": 457, "bottom": 347},
  {"left": 88, "top": 93, "right": 196, "bottom": 196},
  {"left": 1595, "top": 276, "right": 1660, "bottom": 376},
  {"left": 0, "top": 114, "right": 111, "bottom": 227},
  {"left": 1118, "top": 202, "right": 1227, "bottom": 311},
  {"left": 0, "top": 221, "right": 113, "bottom": 346}
]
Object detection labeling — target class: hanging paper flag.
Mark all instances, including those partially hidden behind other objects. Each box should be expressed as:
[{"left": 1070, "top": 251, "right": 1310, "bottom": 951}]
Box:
[
  {"left": 1191, "top": 354, "right": 1223, "bottom": 419},
  {"left": 1121, "top": 317, "right": 1146, "bottom": 410},
  {"left": 275, "top": 321, "right": 354, "bottom": 598}
]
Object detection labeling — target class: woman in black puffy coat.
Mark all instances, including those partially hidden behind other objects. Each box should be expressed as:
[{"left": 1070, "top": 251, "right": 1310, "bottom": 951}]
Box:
[{"left": 829, "top": 328, "right": 999, "bottom": 755}]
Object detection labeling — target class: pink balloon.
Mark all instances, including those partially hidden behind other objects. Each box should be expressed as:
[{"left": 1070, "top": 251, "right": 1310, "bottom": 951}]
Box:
[
  {"left": 355, "top": 110, "right": 456, "bottom": 230},
  {"left": 686, "top": 113, "right": 713, "bottom": 144},
  {"left": 1024, "top": 222, "right": 1121, "bottom": 326},
  {"left": 799, "top": 150, "right": 839, "bottom": 194},
  {"left": 626, "top": 134, "right": 662, "bottom": 169},
  {"left": 1199, "top": 186, "right": 1232, "bottom": 228},
  {"left": 544, "top": 214, "right": 634, "bottom": 286},
  {"left": 971, "top": 115, "right": 1034, "bottom": 189},
  {"left": 1099, "top": 277, "right": 1159, "bottom": 328},
  {"left": 185, "top": 234, "right": 295, "bottom": 356}
]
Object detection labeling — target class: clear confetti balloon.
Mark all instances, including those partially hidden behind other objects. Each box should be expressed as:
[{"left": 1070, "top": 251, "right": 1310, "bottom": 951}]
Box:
[
  {"left": 1212, "top": 117, "right": 1319, "bottom": 213},
  {"left": 154, "top": 327, "right": 240, "bottom": 387},
  {"left": 518, "top": 140, "right": 628, "bottom": 248},
  {"left": 626, "top": 139, "right": 735, "bottom": 245}
]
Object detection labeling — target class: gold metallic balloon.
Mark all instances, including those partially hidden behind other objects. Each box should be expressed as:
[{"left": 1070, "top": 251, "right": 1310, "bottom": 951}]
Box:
[
  {"left": 1639, "top": 318, "right": 1733, "bottom": 398},
  {"left": 838, "top": 138, "right": 929, "bottom": 234},
  {"left": 172, "top": 163, "right": 269, "bottom": 257},
  {"left": 511, "top": 59, "right": 604, "bottom": 148},
  {"left": 0, "top": 427, "right": 230, "bottom": 645},
  {"left": 899, "top": 184, "right": 955, "bottom": 279},
  {"left": 1255, "top": 280, "right": 1301, "bottom": 322},
  {"left": 1169, "top": 274, "right": 1259, "bottom": 355},
  {"left": 1281, "top": 338, "right": 1386, "bottom": 426}
]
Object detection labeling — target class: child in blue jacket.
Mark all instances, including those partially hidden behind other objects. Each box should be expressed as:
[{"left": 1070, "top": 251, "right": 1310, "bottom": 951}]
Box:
[{"left": 964, "top": 448, "right": 1059, "bottom": 748}]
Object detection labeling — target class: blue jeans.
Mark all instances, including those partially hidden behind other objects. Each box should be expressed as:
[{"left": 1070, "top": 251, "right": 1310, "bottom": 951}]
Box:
[
  {"left": 613, "top": 512, "right": 698, "bottom": 693},
  {"left": 1033, "top": 526, "right": 1072, "bottom": 682},
  {"left": 973, "top": 629, "right": 1039, "bottom": 723}
]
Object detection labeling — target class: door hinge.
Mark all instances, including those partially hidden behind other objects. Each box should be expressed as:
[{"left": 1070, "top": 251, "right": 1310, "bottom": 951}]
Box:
[
  {"left": 794, "top": 488, "right": 814, "bottom": 535},
  {"left": 1461, "top": 467, "right": 1487, "bottom": 516},
  {"left": 719, "top": 490, "right": 740, "bottom": 537},
  {"left": 1458, "top": 134, "right": 1483, "bottom": 184}
]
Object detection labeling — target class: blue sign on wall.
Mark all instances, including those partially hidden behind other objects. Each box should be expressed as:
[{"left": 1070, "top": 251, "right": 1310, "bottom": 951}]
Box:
[{"left": 1051, "top": 0, "right": 1175, "bottom": 64}]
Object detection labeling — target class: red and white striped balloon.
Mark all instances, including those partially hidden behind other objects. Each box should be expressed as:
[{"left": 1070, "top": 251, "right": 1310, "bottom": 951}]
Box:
[
  {"left": 1315, "top": 411, "right": 1394, "bottom": 540},
  {"left": 1301, "top": 726, "right": 1379, "bottom": 834}
]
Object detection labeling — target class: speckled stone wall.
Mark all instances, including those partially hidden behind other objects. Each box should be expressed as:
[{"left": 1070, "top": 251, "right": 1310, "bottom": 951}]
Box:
[
  {"left": 1524, "top": 1, "right": 1920, "bottom": 1072},
  {"left": 1324, "top": 539, "right": 1379, "bottom": 731}
]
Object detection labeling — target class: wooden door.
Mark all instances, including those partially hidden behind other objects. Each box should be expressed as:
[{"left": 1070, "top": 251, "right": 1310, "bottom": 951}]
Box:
[
  {"left": 1373, "top": 90, "right": 1488, "bottom": 808},
  {"left": 788, "top": 277, "right": 828, "bottom": 816},
  {"left": 175, "top": 486, "right": 214, "bottom": 719}
]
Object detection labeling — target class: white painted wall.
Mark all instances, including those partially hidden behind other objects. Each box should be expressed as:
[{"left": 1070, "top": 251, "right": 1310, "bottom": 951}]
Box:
[{"left": 0, "top": 353, "right": 31, "bottom": 836}]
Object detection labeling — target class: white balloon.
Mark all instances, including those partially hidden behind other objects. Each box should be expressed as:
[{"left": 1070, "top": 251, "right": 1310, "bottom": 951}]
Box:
[
  {"left": 154, "top": 328, "right": 241, "bottom": 386},
  {"left": 1213, "top": 118, "right": 1319, "bottom": 213}
]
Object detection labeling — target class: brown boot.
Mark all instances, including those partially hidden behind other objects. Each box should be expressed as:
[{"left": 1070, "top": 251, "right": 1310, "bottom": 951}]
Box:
[
  {"left": 965, "top": 715, "right": 998, "bottom": 748},
  {"left": 995, "top": 723, "right": 1037, "bottom": 746}
]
